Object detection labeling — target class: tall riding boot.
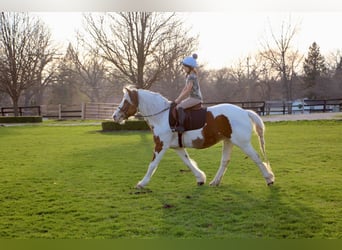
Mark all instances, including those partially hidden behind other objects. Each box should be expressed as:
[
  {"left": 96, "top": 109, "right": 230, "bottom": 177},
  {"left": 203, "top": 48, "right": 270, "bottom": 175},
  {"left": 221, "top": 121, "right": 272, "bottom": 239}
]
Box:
[{"left": 176, "top": 107, "right": 186, "bottom": 133}]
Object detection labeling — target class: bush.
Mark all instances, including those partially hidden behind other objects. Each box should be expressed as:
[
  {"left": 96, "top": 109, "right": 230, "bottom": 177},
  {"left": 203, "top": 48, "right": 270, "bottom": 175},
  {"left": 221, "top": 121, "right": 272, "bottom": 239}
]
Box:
[
  {"left": 0, "top": 116, "right": 43, "bottom": 123},
  {"left": 102, "top": 120, "right": 150, "bottom": 131}
]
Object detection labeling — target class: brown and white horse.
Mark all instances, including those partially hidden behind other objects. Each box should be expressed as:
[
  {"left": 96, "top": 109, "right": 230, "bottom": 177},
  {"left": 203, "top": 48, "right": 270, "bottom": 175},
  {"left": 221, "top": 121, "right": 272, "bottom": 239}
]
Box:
[{"left": 113, "top": 86, "right": 275, "bottom": 188}]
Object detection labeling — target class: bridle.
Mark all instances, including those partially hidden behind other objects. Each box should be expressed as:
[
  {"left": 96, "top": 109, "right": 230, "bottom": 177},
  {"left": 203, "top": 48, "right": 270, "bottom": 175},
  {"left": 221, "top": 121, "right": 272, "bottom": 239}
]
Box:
[{"left": 117, "top": 99, "right": 170, "bottom": 118}]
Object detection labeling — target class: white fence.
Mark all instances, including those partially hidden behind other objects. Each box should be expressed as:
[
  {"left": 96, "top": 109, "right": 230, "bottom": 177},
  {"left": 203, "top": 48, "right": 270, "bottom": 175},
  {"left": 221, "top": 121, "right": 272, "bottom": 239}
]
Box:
[
  {"left": 83, "top": 103, "right": 118, "bottom": 119},
  {"left": 41, "top": 103, "right": 119, "bottom": 120}
]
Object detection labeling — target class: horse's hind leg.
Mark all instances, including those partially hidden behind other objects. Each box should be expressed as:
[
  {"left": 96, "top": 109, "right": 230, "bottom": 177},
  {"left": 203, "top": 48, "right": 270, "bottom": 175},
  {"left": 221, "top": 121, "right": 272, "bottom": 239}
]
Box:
[
  {"left": 174, "top": 148, "right": 206, "bottom": 185},
  {"left": 239, "top": 142, "right": 275, "bottom": 185},
  {"left": 210, "top": 139, "right": 233, "bottom": 186}
]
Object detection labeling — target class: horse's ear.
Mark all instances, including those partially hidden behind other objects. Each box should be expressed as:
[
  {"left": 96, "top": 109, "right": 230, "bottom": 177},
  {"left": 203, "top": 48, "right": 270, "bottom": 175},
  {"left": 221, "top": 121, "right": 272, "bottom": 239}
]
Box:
[
  {"left": 125, "top": 87, "right": 139, "bottom": 106},
  {"left": 124, "top": 87, "right": 130, "bottom": 94}
]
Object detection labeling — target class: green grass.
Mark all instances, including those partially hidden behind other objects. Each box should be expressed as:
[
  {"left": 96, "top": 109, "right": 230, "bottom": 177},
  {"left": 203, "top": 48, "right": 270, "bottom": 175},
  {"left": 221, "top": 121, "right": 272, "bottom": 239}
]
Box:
[{"left": 0, "top": 120, "right": 341, "bottom": 239}]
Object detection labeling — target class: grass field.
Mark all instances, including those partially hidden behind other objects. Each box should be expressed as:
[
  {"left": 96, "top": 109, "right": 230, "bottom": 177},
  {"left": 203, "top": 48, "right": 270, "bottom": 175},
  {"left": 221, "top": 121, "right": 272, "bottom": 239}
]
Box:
[{"left": 0, "top": 120, "right": 341, "bottom": 239}]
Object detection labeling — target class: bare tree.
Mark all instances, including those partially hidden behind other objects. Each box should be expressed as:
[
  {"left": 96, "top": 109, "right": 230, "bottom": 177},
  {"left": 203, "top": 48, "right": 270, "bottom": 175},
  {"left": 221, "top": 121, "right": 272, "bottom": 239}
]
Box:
[
  {"left": 259, "top": 17, "right": 303, "bottom": 101},
  {"left": 83, "top": 12, "right": 198, "bottom": 89},
  {"left": 256, "top": 58, "right": 275, "bottom": 100},
  {"left": 206, "top": 67, "right": 241, "bottom": 101},
  {"left": 64, "top": 43, "right": 115, "bottom": 102},
  {"left": 0, "top": 12, "right": 56, "bottom": 116},
  {"left": 50, "top": 44, "right": 79, "bottom": 104}
]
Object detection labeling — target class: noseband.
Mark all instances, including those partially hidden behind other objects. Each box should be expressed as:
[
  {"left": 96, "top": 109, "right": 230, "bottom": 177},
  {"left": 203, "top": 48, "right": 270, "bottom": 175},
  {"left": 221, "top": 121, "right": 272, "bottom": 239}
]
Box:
[{"left": 117, "top": 100, "right": 138, "bottom": 119}]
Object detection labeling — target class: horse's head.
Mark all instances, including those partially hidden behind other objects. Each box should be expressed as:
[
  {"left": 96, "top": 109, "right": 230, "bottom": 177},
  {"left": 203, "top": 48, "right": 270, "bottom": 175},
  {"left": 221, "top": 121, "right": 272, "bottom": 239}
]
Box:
[{"left": 113, "top": 87, "right": 139, "bottom": 124}]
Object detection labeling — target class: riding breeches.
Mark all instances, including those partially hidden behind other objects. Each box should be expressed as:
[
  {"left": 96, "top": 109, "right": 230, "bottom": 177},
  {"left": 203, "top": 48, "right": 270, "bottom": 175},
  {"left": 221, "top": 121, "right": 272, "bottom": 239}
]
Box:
[{"left": 176, "top": 97, "right": 202, "bottom": 109}]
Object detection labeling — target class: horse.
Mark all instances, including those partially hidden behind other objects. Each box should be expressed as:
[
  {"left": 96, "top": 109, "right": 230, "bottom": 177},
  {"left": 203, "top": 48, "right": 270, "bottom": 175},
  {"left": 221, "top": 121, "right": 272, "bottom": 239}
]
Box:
[{"left": 112, "top": 86, "right": 275, "bottom": 189}]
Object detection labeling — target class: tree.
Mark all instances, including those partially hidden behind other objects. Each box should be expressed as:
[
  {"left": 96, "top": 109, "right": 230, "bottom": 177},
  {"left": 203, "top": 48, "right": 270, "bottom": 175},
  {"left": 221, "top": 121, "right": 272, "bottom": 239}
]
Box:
[
  {"left": 50, "top": 44, "right": 79, "bottom": 104},
  {"left": 259, "top": 17, "right": 303, "bottom": 102},
  {"left": 83, "top": 12, "right": 198, "bottom": 89},
  {"left": 328, "top": 54, "right": 342, "bottom": 98},
  {"left": 205, "top": 67, "right": 241, "bottom": 102},
  {"left": 303, "top": 42, "right": 327, "bottom": 88},
  {"left": 0, "top": 12, "right": 56, "bottom": 116},
  {"left": 62, "top": 43, "right": 115, "bottom": 102},
  {"left": 334, "top": 56, "right": 342, "bottom": 79}
]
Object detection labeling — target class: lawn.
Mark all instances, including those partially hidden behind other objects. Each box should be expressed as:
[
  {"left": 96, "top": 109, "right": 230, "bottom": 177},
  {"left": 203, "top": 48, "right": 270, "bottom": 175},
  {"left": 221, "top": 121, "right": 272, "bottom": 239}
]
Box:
[{"left": 0, "top": 120, "right": 341, "bottom": 239}]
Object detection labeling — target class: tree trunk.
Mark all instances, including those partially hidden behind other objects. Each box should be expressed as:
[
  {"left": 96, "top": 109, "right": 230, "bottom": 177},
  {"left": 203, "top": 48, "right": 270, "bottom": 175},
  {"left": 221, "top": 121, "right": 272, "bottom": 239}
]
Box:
[{"left": 12, "top": 96, "right": 19, "bottom": 117}]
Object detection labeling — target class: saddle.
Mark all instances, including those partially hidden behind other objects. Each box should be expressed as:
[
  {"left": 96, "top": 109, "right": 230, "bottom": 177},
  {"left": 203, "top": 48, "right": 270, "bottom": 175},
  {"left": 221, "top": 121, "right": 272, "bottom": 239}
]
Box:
[{"left": 169, "top": 102, "right": 207, "bottom": 132}]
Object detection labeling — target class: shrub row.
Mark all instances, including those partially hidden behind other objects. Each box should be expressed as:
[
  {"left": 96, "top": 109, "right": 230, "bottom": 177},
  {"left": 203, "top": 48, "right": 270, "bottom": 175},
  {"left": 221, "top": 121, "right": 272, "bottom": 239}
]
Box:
[
  {"left": 0, "top": 116, "right": 43, "bottom": 123},
  {"left": 102, "top": 120, "right": 150, "bottom": 131}
]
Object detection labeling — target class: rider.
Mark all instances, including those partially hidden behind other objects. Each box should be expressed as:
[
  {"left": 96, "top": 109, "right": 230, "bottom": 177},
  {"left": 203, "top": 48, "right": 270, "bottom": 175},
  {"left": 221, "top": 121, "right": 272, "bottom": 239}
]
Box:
[{"left": 174, "top": 53, "right": 203, "bottom": 133}]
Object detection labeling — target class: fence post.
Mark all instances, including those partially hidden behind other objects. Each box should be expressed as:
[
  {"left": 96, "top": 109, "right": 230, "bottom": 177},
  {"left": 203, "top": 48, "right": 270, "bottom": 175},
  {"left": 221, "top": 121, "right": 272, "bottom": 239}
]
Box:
[
  {"left": 58, "top": 104, "right": 62, "bottom": 120},
  {"left": 81, "top": 103, "right": 85, "bottom": 120}
]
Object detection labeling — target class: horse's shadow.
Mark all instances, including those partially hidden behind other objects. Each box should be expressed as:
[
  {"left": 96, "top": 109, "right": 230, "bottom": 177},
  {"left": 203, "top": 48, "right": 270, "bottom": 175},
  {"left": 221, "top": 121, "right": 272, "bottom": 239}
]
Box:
[{"left": 149, "top": 184, "right": 323, "bottom": 239}]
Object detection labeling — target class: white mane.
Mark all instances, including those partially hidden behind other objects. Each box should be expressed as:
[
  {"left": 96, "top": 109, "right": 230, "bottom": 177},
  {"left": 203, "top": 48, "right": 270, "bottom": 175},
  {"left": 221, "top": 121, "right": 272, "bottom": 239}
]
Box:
[{"left": 137, "top": 89, "right": 170, "bottom": 117}]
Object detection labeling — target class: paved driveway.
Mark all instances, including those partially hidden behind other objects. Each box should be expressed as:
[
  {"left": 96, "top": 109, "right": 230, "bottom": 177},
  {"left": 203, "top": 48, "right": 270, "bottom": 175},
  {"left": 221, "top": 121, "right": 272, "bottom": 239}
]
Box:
[{"left": 262, "top": 112, "right": 342, "bottom": 122}]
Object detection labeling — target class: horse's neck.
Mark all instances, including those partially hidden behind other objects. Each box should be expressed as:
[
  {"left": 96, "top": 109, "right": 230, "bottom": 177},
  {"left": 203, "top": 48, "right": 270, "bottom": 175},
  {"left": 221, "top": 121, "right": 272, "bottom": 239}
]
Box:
[{"left": 137, "top": 90, "right": 170, "bottom": 123}]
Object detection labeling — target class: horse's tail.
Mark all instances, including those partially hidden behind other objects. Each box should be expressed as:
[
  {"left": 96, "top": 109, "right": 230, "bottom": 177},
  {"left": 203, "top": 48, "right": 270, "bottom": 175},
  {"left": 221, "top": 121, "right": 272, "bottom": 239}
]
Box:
[{"left": 246, "top": 110, "right": 268, "bottom": 161}]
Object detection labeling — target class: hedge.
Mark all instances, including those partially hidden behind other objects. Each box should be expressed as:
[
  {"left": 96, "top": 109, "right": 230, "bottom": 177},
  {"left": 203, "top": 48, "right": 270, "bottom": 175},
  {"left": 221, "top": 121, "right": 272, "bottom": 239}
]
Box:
[
  {"left": 0, "top": 116, "right": 43, "bottom": 123},
  {"left": 102, "top": 120, "right": 150, "bottom": 131}
]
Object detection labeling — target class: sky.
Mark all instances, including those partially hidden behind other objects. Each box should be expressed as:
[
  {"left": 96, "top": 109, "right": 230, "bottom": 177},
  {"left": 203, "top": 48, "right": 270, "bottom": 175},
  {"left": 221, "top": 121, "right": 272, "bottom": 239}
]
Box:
[
  {"left": 3, "top": 0, "right": 340, "bottom": 70},
  {"left": 33, "top": 11, "right": 342, "bottom": 69}
]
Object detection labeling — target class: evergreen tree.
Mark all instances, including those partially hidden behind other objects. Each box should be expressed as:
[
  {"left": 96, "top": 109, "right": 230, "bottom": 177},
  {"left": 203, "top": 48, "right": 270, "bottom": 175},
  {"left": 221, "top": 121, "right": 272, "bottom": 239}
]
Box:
[
  {"left": 334, "top": 56, "right": 342, "bottom": 79},
  {"left": 333, "top": 56, "right": 342, "bottom": 97},
  {"left": 303, "top": 42, "right": 327, "bottom": 87}
]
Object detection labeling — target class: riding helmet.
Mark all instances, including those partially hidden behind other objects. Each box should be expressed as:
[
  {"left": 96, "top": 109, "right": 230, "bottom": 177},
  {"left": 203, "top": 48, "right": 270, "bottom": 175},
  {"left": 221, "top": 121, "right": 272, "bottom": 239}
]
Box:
[{"left": 182, "top": 53, "right": 198, "bottom": 68}]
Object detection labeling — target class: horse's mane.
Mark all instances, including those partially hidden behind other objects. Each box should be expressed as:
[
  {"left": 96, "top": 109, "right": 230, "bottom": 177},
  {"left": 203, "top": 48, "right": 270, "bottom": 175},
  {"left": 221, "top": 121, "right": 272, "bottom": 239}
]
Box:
[{"left": 123, "top": 85, "right": 170, "bottom": 114}]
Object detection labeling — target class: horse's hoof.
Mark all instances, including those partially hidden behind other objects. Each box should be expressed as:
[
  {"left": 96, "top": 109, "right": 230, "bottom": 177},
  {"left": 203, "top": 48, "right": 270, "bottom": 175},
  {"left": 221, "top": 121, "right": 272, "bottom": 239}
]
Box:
[
  {"left": 197, "top": 182, "right": 205, "bottom": 186},
  {"left": 136, "top": 184, "right": 144, "bottom": 189},
  {"left": 209, "top": 183, "right": 219, "bottom": 187}
]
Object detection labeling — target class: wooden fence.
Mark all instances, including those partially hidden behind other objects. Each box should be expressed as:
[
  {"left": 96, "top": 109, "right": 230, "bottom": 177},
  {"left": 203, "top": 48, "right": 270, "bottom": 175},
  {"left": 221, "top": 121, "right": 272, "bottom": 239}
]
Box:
[
  {"left": 1, "top": 98, "right": 341, "bottom": 119},
  {"left": 265, "top": 99, "right": 342, "bottom": 115},
  {"left": 204, "top": 101, "right": 266, "bottom": 115},
  {"left": 1, "top": 106, "right": 41, "bottom": 116},
  {"left": 39, "top": 103, "right": 118, "bottom": 120},
  {"left": 83, "top": 103, "right": 118, "bottom": 120}
]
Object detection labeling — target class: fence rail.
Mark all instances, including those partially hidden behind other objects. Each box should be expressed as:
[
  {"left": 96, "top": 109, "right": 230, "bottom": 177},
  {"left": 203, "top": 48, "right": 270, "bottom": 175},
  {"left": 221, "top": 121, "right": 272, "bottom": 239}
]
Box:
[
  {"left": 39, "top": 103, "right": 119, "bottom": 120},
  {"left": 1, "top": 98, "right": 341, "bottom": 119},
  {"left": 84, "top": 103, "right": 118, "bottom": 119},
  {"left": 265, "top": 99, "right": 342, "bottom": 115},
  {"left": 204, "top": 101, "right": 265, "bottom": 115},
  {"left": 1, "top": 106, "right": 41, "bottom": 116}
]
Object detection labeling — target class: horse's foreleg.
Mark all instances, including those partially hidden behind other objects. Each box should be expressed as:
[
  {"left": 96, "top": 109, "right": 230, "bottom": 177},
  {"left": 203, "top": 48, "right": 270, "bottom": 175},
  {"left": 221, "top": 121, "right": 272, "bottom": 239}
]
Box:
[
  {"left": 240, "top": 143, "right": 275, "bottom": 185},
  {"left": 210, "top": 139, "right": 233, "bottom": 186},
  {"left": 174, "top": 148, "right": 206, "bottom": 185},
  {"left": 136, "top": 148, "right": 167, "bottom": 189}
]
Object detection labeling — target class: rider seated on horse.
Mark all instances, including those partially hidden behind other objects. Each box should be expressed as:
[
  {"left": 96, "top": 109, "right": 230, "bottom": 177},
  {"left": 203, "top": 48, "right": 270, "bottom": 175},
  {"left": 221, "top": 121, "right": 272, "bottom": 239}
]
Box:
[{"left": 174, "top": 54, "right": 203, "bottom": 133}]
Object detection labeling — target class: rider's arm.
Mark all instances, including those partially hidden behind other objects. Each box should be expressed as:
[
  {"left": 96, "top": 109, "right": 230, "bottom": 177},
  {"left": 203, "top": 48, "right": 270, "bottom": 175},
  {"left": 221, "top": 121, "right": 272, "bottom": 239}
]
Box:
[{"left": 175, "top": 80, "right": 193, "bottom": 104}]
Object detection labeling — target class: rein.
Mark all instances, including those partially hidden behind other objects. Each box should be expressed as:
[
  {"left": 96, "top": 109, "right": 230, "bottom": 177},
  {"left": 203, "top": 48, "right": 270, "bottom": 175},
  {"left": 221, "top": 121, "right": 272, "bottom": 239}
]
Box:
[{"left": 138, "top": 106, "right": 170, "bottom": 118}]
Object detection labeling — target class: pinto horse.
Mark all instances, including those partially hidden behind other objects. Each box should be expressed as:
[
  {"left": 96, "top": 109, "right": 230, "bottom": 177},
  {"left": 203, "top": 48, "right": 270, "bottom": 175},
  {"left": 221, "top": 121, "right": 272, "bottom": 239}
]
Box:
[{"left": 113, "top": 86, "right": 275, "bottom": 188}]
